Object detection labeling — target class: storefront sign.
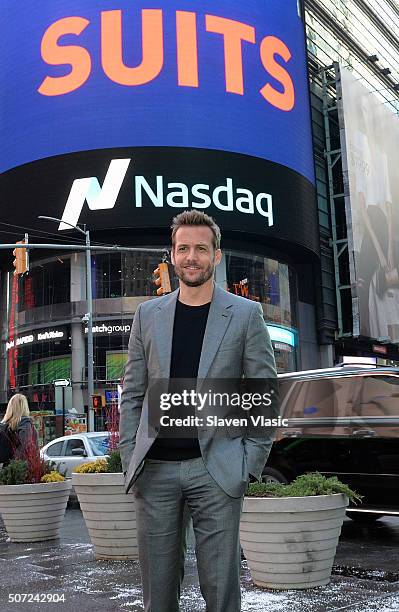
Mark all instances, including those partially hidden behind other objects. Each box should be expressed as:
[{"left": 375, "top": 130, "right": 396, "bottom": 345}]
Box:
[
  {"left": 267, "top": 326, "right": 295, "bottom": 347},
  {"left": 5, "top": 328, "right": 67, "bottom": 351},
  {"left": 84, "top": 322, "right": 131, "bottom": 336},
  {"left": 37, "top": 330, "right": 64, "bottom": 341},
  {"left": 105, "top": 389, "right": 119, "bottom": 403}
]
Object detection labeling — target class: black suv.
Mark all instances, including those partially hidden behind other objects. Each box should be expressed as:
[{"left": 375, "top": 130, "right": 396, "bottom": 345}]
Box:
[{"left": 264, "top": 366, "right": 399, "bottom": 523}]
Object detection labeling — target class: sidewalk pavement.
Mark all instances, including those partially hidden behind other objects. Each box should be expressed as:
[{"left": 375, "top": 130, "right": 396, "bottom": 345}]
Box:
[{"left": 0, "top": 507, "right": 398, "bottom": 612}]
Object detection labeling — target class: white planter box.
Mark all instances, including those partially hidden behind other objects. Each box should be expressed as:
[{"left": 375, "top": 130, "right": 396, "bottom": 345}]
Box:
[
  {"left": 0, "top": 480, "right": 72, "bottom": 542},
  {"left": 72, "top": 472, "right": 138, "bottom": 560},
  {"left": 240, "top": 493, "right": 348, "bottom": 589}
]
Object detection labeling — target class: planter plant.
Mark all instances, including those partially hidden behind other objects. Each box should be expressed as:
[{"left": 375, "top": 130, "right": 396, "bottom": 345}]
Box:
[
  {"left": 72, "top": 449, "right": 138, "bottom": 560},
  {"left": 0, "top": 456, "right": 71, "bottom": 543},
  {"left": 240, "top": 472, "right": 362, "bottom": 590}
]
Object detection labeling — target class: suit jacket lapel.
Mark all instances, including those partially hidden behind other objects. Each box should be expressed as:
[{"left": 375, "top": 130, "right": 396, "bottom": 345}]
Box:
[
  {"left": 154, "top": 289, "right": 179, "bottom": 377},
  {"left": 197, "top": 285, "right": 233, "bottom": 380}
]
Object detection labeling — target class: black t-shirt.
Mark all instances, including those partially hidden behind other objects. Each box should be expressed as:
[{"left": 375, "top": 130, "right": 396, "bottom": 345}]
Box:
[{"left": 146, "top": 299, "right": 211, "bottom": 460}]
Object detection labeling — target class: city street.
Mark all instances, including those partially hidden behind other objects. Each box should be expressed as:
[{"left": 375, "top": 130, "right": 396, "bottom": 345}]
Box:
[
  {"left": 1, "top": 5, "right": 399, "bottom": 612},
  {"left": 0, "top": 506, "right": 398, "bottom": 612}
]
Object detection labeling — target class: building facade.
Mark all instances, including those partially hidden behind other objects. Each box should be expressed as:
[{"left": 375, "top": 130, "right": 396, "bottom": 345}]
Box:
[
  {"left": 1, "top": 0, "right": 398, "bottom": 426},
  {"left": 304, "top": 0, "right": 399, "bottom": 364}
]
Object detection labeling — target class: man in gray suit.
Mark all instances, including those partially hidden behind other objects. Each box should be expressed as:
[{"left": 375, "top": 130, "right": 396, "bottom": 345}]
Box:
[{"left": 119, "top": 210, "right": 277, "bottom": 612}]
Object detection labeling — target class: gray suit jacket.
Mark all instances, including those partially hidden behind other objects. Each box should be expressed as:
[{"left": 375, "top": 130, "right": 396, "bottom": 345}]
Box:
[{"left": 119, "top": 284, "right": 278, "bottom": 498}]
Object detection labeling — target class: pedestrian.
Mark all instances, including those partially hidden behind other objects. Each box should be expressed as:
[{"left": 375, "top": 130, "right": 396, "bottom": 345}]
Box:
[
  {"left": 119, "top": 210, "right": 278, "bottom": 612},
  {"left": 0, "top": 393, "right": 39, "bottom": 466}
]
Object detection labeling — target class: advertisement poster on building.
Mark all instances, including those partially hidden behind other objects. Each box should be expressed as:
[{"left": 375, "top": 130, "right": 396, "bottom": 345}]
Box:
[
  {"left": 64, "top": 415, "right": 87, "bottom": 435},
  {"left": 338, "top": 66, "right": 399, "bottom": 343},
  {"left": 30, "top": 411, "right": 56, "bottom": 447}
]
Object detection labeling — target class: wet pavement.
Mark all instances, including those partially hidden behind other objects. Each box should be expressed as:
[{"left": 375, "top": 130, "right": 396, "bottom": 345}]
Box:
[{"left": 0, "top": 508, "right": 398, "bottom": 611}]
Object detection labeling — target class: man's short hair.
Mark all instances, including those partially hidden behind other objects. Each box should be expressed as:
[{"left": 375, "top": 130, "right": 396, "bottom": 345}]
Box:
[{"left": 171, "top": 211, "right": 221, "bottom": 250}]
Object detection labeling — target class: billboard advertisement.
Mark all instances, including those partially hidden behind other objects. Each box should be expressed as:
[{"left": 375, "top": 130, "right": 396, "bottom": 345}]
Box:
[
  {"left": 0, "top": 1, "right": 318, "bottom": 257},
  {"left": 339, "top": 66, "right": 399, "bottom": 342}
]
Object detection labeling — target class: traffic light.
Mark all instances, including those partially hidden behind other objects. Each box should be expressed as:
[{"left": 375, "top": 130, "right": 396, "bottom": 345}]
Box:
[
  {"left": 12, "top": 236, "right": 29, "bottom": 276},
  {"left": 92, "top": 394, "right": 105, "bottom": 410},
  {"left": 153, "top": 262, "right": 171, "bottom": 296}
]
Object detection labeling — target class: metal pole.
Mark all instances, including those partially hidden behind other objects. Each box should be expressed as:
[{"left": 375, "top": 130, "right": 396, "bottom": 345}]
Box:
[
  {"left": 1, "top": 243, "right": 168, "bottom": 253},
  {"left": 62, "top": 386, "right": 65, "bottom": 436},
  {"left": 85, "top": 230, "right": 95, "bottom": 431}
]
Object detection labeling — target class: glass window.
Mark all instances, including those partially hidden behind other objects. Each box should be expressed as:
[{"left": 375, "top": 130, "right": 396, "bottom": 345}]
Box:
[
  {"left": 279, "top": 376, "right": 352, "bottom": 420},
  {"left": 89, "top": 436, "right": 110, "bottom": 456},
  {"left": 64, "top": 438, "right": 85, "bottom": 456},
  {"left": 305, "top": 2, "right": 399, "bottom": 114},
  {"left": 28, "top": 362, "right": 39, "bottom": 386},
  {"left": 28, "top": 356, "right": 71, "bottom": 386},
  {"left": 106, "top": 351, "right": 128, "bottom": 380},
  {"left": 18, "top": 258, "right": 71, "bottom": 311},
  {"left": 225, "top": 251, "right": 296, "bottom": 327},
  {"left": 91, "top": 250, "right": 178, "bottom": 299},
  {"left": 279, "top": 374, "right": 355, "bottom": 436},
  {"left": 46, "top": 441, "right": 63, "bottom": 457},
  {"left": 354, "top": 374, "right": 399, "bottom": 418},
  {"left": 273, "top": 343, "right": 296, "bottom": 374},
  {"left": 92, "top": 253, "right": 123, "bottom": 299}
]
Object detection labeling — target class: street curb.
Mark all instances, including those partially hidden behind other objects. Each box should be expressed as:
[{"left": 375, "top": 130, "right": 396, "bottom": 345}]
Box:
[{"left": 332, "top": 565, "right": 399, "bottom": 583}]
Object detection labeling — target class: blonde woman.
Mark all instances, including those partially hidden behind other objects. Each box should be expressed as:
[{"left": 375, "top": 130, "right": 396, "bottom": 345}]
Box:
[{"left": 0, "top": 394, "right": 38, "bottom": 465}]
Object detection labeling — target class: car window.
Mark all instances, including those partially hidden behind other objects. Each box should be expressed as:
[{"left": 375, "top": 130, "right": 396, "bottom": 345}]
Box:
[
  {"left": 64, "top": 439, "right": 86, "bottom": 456},
  {"left": 46, "top": 441, "right": 63, "bottom": 457},
  {"left": 89, "top": 436, "right": 110, "bottom": 456},
  {"left": 278, "top": 375, "right": 360, "bottom": 438},
  {"left": 354, "top": 374, "right": 399, "bottom": 418},
  {"left": 280, "top": 377, "right": 354, "bottom": 419}
]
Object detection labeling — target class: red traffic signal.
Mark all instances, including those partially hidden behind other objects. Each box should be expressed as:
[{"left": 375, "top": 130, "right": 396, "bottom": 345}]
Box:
[
  {"left": 153, "top": 262, "right": 171, "bottom": 296},
  {"left": 13, "top": 239, "right": 29, "bottom": 276}
]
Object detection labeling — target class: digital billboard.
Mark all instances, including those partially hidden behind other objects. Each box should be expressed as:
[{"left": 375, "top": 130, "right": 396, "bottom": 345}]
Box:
[
  {"left": 0, "top": 1, "right": 318, "bottom": 258},
  {"left": 338, "top": 66, "right": 399, "bottom": 343},
  {"left": 1, "top": 0, "right": 313, "bottom": 179}
]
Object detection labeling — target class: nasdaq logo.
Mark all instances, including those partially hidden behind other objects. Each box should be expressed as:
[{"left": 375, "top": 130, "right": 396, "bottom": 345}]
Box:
[
  {"left": 59, "top": 158, "right": 274, "bottom": 229},
  {"left": 59, "top": 159, "right": 131, "bottom": 230}
]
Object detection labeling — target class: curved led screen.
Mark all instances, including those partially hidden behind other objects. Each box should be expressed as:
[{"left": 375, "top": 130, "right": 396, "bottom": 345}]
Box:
[
  {"left": 1, "top": 147, "right": 319, "bottom": 257},
  {"left": 1, "top": 0, "right": 314, "bottom": 184}
]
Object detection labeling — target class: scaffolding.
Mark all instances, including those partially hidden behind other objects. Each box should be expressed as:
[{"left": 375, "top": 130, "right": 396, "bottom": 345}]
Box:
[{"left": 321, "top": 63, "right": 357, "bottom": 338}]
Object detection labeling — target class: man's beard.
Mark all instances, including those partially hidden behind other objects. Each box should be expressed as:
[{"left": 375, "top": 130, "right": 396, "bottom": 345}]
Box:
[{"left": 175, "top": 261, "right": 215, "bottom": 287}]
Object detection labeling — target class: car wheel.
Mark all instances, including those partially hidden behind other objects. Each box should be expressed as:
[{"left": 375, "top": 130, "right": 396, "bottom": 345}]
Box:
[
  {"left": 261, "top": 467, "right": 288, "bottom": 484},
  {"left": 346, "top": 512, "right": 383, "bottom": 524}
]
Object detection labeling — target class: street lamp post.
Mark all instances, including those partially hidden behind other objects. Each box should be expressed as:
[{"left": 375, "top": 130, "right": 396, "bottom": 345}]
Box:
[
  {"left": 38, "top": 216, "right": 95, "bottom": 431},
  {"left": 84, "top": 228, "right": 95, "bottom": 431}
]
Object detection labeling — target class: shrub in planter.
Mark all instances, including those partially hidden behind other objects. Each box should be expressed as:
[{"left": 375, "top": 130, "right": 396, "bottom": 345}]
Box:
[
  {"left": 0, "top": 456, "right": 71, "bottom": 543},
  {"left": 74, "top": 458, "right": 109, "bottom": 474},
  {"left": 240, "top": 472, "right": 361, "bottom": 590},
  {"left": 106, "top": 449, "right": 123, "bottom": 473},
  {"left": 73, "top": 450, "right": 122, "bottom": 475},
  {"left": 0, "top": 459, "right": 28, "bottom": 486},
  {"left": 72, "top": 449, "right": 138, "bottom": 560}
]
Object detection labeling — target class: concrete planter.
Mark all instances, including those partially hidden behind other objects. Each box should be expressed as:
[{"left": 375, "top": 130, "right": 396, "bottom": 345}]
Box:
[
  {"left": 240, "top": 493, "right": 348, "bottom": 590},
  {"left": 72, "top": 472, "right": 138, "bottom": 560},
  {"left": 0, "top": 480, "right": 72, "bottom": 542}
]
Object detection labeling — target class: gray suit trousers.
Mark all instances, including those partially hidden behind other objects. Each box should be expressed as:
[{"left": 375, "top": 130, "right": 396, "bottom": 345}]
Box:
[{"left": 132, "top": 457, "right": 243, "bottom": 612}]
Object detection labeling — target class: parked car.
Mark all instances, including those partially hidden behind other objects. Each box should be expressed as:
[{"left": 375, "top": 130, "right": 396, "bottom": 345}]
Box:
[
  {"left": 263, "top": 365, "right": 399, "bottom": 523},
  {"left": 41, "top": 432, "right": 110, "bottom": 477}
]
